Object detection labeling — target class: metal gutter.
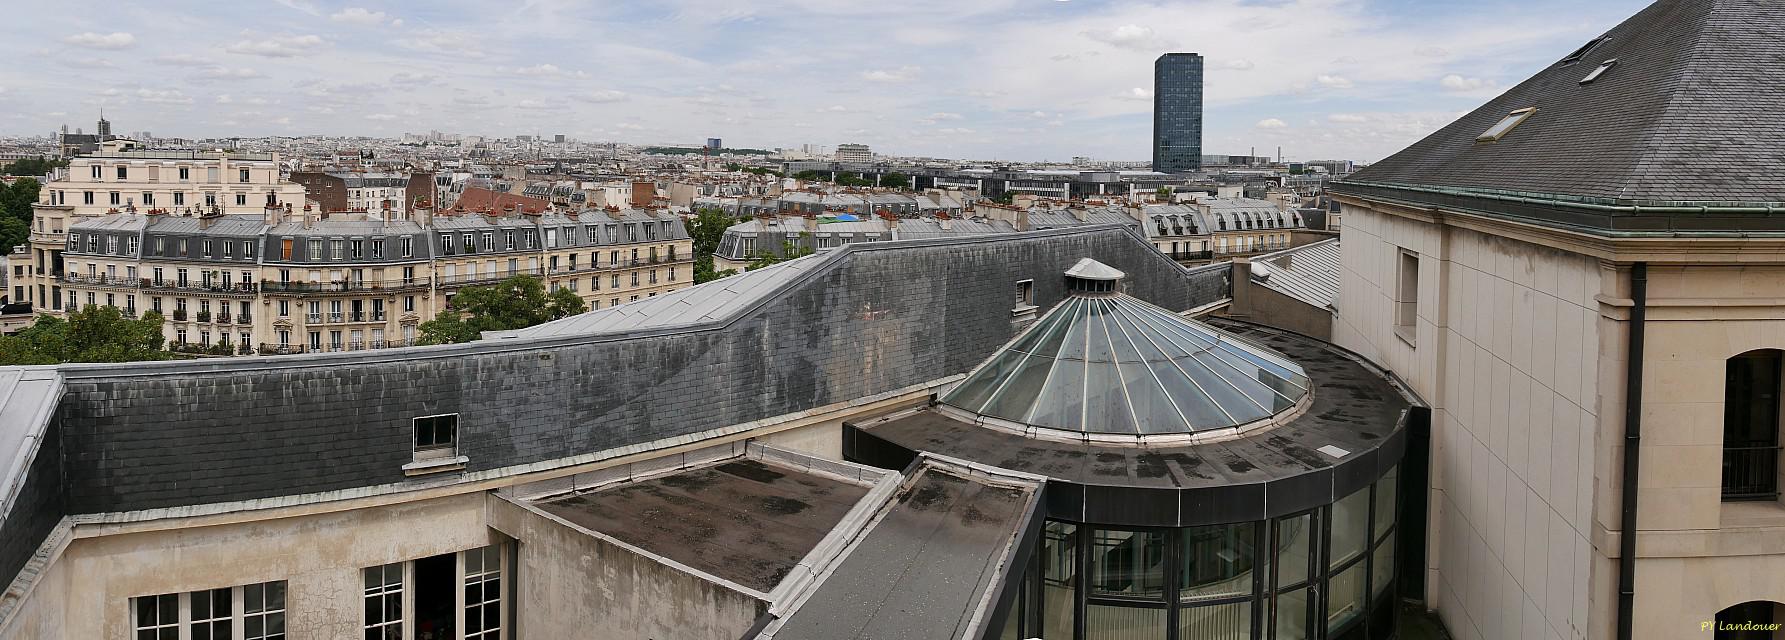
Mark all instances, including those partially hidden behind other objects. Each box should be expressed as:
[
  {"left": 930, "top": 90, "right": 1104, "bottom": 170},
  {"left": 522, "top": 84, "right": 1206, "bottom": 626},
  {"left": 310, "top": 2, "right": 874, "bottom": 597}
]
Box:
[
  {"left": 1331, "top": 180, "right": 1785, "bottom": 238},
  {"left": 1616, "top": 262, "right": 1647, "bottom": 640}
]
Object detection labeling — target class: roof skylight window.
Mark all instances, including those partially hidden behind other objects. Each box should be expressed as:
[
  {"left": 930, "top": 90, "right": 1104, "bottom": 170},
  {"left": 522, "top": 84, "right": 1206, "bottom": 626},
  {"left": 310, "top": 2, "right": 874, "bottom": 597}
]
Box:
[
  {"left": 1476, "top": 108, "right": 1537, "bottom": 143},
  {"left": 1560, "top": 36, "right": 1608, "bottom": 65},
  {"left": 1579, "top": 58, "right": 1617, "bottom": 84}
]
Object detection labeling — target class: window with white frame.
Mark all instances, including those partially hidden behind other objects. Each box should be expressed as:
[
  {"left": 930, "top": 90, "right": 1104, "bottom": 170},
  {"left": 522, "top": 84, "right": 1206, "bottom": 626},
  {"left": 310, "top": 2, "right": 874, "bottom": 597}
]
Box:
[
  {"left": 130, "top": 581, "right": 286, "bottom": 640},
  {"left": 1394, "top": 248, "right": 1419, "bottom": 345},
  {"left": 363, "top": 563, "right": 403, "bottom": 639},
  {"left": 464, "top": 545, "right": 503, "bottom": 639}
]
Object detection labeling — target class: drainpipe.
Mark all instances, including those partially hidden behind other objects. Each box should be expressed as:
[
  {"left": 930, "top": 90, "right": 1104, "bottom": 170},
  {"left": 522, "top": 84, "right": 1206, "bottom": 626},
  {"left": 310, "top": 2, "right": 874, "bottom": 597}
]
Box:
[{"left": 1616, "top": 261, "right": 1647, "bottom": 640}]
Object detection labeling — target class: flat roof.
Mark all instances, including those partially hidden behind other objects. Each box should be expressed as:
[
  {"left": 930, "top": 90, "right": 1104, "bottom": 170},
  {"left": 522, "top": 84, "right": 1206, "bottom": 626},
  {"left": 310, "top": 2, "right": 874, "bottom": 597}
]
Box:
[{"left": 530, "top": 458, "right": 871, "bottom": 592}]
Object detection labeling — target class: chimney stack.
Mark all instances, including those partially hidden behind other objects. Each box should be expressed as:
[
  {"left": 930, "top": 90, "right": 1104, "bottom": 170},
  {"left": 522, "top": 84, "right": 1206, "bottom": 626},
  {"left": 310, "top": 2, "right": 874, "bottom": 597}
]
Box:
[{"left": 631, "top": 181, "right": 656, "bottom": 208}]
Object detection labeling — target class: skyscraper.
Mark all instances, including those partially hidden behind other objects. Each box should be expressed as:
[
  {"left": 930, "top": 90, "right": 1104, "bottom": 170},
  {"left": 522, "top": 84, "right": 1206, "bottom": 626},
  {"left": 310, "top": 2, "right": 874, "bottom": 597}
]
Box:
[{"left": 1152, "top": 53, "right": 1203, "bottom": 174}]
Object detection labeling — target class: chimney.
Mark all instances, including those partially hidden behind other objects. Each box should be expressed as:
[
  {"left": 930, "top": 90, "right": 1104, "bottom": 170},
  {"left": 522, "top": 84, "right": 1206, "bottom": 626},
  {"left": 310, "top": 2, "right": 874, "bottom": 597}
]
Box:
[
  {"left": 804, "top": 212, "right": 817, "bottom": 232},
  {"left": 1071, "top": 206, "right": 1088, "bottom": 223},
  {"left": 413, "top": 198, "right": 433, "bottom": 226},
  {"left": 382, "top": 200, "right": 394, "bottom": 224}
]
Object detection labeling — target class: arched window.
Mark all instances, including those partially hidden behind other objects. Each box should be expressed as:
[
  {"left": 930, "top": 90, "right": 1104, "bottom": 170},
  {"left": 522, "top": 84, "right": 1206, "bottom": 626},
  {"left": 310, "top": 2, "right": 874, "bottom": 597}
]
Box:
[{"left": 1724, "top": 349, "right": 1782, "bottom": 501}]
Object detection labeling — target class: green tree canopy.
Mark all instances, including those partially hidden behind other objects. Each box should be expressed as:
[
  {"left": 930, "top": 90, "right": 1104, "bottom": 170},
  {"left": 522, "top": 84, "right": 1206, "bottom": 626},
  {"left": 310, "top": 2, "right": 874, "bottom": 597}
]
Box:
[
  {"left": 0, "top": 306, "right": 169, "bottom": 365},
  {"left": 747, "top": 237, "right": 815, "bottom": 271},
  {"left": 792, "top": 170, "right": 825, "bottom": 181},
  {"left": 687, "top": 207, "right": 741, "bottom": 284},
  {"left": 418, "top": 276, "right": 587, "bottom": 344},
  {"left": 881, "top": 172, "right": 911, "bottom": 189},
  {"left": 0, "top": 158, "right": 66, "bottom": 177}
]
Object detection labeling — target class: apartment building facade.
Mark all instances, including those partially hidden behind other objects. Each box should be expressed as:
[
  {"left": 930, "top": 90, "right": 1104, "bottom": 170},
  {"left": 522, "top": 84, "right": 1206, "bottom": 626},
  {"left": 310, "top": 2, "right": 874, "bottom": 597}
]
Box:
[
  {"left": 55, "top": 205, "right": 692, "bottom": 354},
  {"left": 6, "top": 144, "right": 304, "bottom": 316}
]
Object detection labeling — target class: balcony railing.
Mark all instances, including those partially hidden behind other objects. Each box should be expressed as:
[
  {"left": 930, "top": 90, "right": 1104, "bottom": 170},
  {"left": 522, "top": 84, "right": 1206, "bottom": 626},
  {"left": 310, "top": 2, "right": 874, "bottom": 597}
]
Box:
[
  {"left": 236, "top": 314, "right": 251, "bottom": 324},
  {"left": 59, "top": 273, "right": 139, "bottom": 288},
  {"left": 140, "top": 279, "right": 259, "bottom": 295},
  {"left": 261, "top": 278, "right": 431, "bottom": 293},
  {"left": 172, "top": 309, "right": 188, "bottom": 321},
  {"left": 1723, "top": 445, "right": 1780, "bottom": 501}
]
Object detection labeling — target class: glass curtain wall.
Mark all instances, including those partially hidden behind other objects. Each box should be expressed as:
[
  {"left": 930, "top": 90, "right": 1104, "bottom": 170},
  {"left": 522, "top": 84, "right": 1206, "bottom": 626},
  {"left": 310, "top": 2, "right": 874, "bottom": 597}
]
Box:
[{"left": 998, "top": 465, "right": 1400, "bottom": 640}]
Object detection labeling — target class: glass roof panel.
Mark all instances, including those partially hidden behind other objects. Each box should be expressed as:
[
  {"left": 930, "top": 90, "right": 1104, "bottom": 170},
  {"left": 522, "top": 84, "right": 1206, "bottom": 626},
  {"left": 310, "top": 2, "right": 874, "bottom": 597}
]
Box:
[{"left": 940, "top": 260, "right": 1309, "bottom": 437}]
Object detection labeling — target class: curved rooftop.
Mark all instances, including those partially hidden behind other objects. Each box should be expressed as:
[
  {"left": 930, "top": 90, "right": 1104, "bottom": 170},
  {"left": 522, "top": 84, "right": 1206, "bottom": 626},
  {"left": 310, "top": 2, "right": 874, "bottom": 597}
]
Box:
[{"left": 940, "top": 260, "right": 1309, "bottom": 439}]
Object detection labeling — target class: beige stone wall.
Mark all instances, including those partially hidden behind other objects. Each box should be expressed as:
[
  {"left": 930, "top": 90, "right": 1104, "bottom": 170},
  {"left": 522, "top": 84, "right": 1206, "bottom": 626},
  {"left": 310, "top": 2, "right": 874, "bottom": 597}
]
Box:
[
  {"left": 23, "top": 493, "right": 494, "bottom": 639},
  {"left": 1336, "top": 203, "right": 1605, "bottom": 640},
  {"left": 488, "top": 498, "right": 762, "bottom": 640}
]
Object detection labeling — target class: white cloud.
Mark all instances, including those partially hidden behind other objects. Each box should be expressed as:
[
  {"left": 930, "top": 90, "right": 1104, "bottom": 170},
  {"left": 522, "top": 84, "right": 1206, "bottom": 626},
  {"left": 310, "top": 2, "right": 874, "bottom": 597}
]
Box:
[
  {"left": 60, "top": 57, "right": 115, "bottom": 69},
  {"left": 1255, "top": 118, "right": 1288, "bottom": 129},
  {"left": 572, "top": 90, "right": 627, "bottom": 103},
  {"left": 394, "top": 29, "right": 482, "bottom": 58},
  {"left": 198, "top": 66, "right": 265, "bottom": 80},
  {"left": 1316, "top": 75, "right": 1355, "bottom": 89},
  {"left": 1439, "top": 74, "right": 1496, "bottom": 93},
  {"left": 616, "top": 122, "right": 644, "bottom": 131},
  {"left": 225, "top": 34, "right": 326, "bottom": 58},
  {"left": 153, "top": 54, "right": 212, "bottom": 66},
  {"left": 928, "top": 112, "right": 963, "bottom": 120},
  {"left": 137, "top": 89, "right": 194, "bottom": 105},
  {"left": 1116, "top": 87, "right": 1153, "bottom": 101},
  {"left": 1223, "top": 59, "right": 1255, "bottom": 71},
  {"left": 1327, "top": 113, "right": 1369, "bottom": 123},
  {"left": 63, "top": 32, "right": 136, "bottom": 50},
  {"left": 1414, "top": 46, "right": 1450, "bottom": 58},
  {"left": 330, "top": 8, "right": 390, "bottom": 25},
  {"left": 1081, "top": 24, "right": 1174, "bottom": 51},
  {"left": 819, "top": 105, "right": 848, "bottom": 112},
  {"left": 272, "top": 0, "right": 320, "bottom": 15},
  {"left": 389, "top": 72, "right": 437, "bottom": 85},
  {"left": 936, "top": 127, "right": 975, "bottom": 134},
  {"left": 363, "top": 113, "right": 397, "bottom": 121},
  {"left": 860, "top": 66, "right": 920, "bottom": 82},
  {"left": 514, "top": 64, "right": 562, "bottom": 76}
]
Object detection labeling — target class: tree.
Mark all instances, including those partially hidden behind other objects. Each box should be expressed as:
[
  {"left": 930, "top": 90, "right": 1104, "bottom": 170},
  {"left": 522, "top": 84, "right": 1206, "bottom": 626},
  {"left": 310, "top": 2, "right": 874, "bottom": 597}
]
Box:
[
  {"left": 1155, "top": 186, "right": 1175, "bottom": 201},
  {"left": 0, "top": 217, "right": 25, "bottom": 257},
  {"left": 0, "top": 158, "right": 66, "bottom": 177},
  {"left": 881, "top": 172, "right": 911, "bottom": 190},
  {"left": 686, "top": 206, "right": 741, "bottom": 284},
  {"left": 747, "top": 236, "right": 815, "bottom": 270},
  {"left": 793, "top": 170, "right": 825, "bottom": 181},
  {"left": 0, "top": 307, "right": 169, "bottom": 365},
  {"left": 725, "top": 162, "right": 742, "bottom": 172},
  {"left": 417, "top": 276, "right": 587, "bottom": 344}
]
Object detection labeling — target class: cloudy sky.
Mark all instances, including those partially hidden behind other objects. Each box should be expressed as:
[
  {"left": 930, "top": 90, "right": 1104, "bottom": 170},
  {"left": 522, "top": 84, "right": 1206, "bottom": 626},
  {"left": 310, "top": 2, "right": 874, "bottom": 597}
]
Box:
[{"left": 1, "top": 0, "right": 1648, "bottom": 162}]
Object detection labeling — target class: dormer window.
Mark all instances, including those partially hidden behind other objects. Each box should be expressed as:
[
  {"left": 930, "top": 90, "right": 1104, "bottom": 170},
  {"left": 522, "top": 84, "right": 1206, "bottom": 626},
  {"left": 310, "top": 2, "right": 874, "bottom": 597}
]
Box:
[
  {"left": 406, "top": 413, "right": 466, "bottom": 475},
  {"left": 1476, "top": 108, "right": 1537, "bottom": 143}
]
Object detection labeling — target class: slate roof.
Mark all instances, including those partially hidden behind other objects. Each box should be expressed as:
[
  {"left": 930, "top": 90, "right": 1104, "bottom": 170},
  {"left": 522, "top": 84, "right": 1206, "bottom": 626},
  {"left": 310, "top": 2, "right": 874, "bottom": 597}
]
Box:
[
  {"left": 489, "top": 253, "right": 830, "bottom": 338},
  {"left": 1339, "top": 0, "right": 1785, "bottom": 208},
  {"left": 0, "top": 370, "right": 60, "bottom": 523},
  {"left": 1250, "top": 239, "right": 1340, "bottom": 309}
]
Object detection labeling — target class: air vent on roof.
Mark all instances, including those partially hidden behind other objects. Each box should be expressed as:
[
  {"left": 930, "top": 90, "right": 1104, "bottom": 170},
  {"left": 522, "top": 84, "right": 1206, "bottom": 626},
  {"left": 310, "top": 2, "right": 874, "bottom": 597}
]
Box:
[
  {"left": 1476, "top": 107, "right": 1537, "bottom": 144},
  {"left": 1560, "top": 36, "right": 1609, "bottom": 65},
  {"left": 1579, "top": 58, "right": 1617, "bottom": 84}
]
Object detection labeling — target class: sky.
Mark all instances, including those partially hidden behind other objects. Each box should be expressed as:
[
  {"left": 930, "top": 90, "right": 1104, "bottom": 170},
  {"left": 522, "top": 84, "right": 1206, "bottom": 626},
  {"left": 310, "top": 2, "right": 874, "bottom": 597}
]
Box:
[{"left": 0, "top": 0, "right": 1652, "bottom": 163}]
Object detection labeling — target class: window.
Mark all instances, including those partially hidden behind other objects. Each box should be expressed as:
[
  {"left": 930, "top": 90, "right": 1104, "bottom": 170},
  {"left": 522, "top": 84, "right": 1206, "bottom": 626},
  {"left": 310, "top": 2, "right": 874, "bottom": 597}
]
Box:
[
  {"left": 464, "top": 546, "right": 503, "bottom": 639},
  {"left": 131, "top": 582, "right": 287, "bottom": 640},
  {"left": 1723, "top": 349, "right": 1782, "bottom": 501},
  {"left": 111, "top": 191, "right": 122, "bottom": 205},
  {"left": 91, "top": 164, "right": 102, "bottom": 179},
  {"left": 1560, "top": 35, "right": 1608, "bottom": 64},
  {"left": 179, "top": 167, "right": 190, "bottom": 181},
  {"left": 363, "top": 563, "right": 404, "bottom": 640},
  {"left": 1394, "top": 249, "right": 1418, "bottom": 345},
  {"left": 133, "top": 593, "right": 179, "bottom": 640},
  {"left": 84, "top": 191, "right": 95, "bottom": 205},
  {"left": 190, "top": 587, "right": 231, "bottom": 640},
  {"left": 243, "top": 580, "right": 286, "bottom": 640},
  {"left": 117, "top": 165, "right": 128, "bottom": 179},
  {"left": 413, "top": 414, "right": 459, "bottom": 461},
  {"left": 1580, "top": 58, "right": 1617, "bottom": 84},
  {"left": 1016, "top": 279, "right": 1035, "bottom": 308},
  {"left": 1476, "top": 107, "right": 1536, "bottom": 143},
  {"left": 239, "top": 169, "right": 251, "bottom": 183},
  {"left": 235, "top": 193, "right": 247, "bottom": 207}
]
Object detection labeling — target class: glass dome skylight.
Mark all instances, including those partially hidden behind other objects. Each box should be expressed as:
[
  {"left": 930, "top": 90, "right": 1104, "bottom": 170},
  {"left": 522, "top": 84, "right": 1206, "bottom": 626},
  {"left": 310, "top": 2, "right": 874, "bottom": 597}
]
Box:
[{"left": 942, "top": 259, "right": 1310, "bottom": 437}]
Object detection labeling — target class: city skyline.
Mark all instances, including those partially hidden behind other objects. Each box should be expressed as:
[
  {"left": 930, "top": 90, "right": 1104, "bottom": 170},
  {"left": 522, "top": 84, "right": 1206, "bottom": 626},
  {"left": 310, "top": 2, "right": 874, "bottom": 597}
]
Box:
[{"left": 4, "top": 0, "right": 1647, "bottom": 163}]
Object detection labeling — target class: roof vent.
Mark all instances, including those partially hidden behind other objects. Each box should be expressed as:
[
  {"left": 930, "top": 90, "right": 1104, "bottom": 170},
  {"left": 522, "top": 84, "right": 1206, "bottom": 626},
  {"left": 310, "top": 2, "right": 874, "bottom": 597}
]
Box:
[{"left": 1064, "top": 258, "right": 1123, "bottom": 294}]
